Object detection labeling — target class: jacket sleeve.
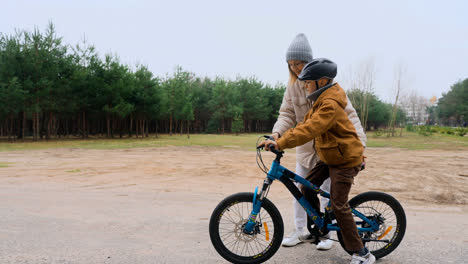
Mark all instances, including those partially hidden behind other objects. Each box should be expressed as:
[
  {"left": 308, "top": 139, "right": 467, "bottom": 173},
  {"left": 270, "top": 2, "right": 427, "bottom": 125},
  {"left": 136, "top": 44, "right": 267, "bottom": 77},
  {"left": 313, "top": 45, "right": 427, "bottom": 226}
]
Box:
[
  {"left": 344, "top": 95, "right": 367, "bottom": 147},
  {"left": 277, "top": 99, "right": 337, "bottom": 150},
  {"left": 272, "top": 83, "right": 297, "bottom": 136}
]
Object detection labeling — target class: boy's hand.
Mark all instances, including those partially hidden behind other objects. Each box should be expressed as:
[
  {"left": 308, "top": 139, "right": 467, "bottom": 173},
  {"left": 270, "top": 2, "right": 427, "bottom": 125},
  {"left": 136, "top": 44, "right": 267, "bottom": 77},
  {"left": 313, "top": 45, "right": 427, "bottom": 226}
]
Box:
[{"left": 258, "top": 139, "right": 279, "bottom": 151}]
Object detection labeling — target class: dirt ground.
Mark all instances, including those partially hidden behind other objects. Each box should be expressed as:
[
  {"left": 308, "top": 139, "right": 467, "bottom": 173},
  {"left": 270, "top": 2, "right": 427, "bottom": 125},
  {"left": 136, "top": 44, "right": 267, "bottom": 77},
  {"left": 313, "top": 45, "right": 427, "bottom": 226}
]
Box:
[{"left": 1, "top": 146, "right": 468, "bottom": 263}]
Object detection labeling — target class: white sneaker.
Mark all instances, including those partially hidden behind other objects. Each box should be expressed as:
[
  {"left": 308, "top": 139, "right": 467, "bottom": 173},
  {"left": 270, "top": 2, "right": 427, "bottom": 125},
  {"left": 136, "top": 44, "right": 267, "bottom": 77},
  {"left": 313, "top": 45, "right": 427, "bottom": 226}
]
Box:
[
  {"left": 316, "top": 234, "right": 334, "bottom": 250},
  {"left": 350, "top": 252, "right": 376, "bottom": 264},
  {"left": 281, "top": 228, "right": 309, "bottom": 247}
]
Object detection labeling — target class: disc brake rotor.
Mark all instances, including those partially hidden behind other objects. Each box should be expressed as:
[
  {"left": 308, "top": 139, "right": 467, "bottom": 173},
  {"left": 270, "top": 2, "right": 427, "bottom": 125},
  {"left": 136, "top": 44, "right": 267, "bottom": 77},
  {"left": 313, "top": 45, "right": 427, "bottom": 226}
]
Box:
[{"left": 234, "top": 220, "right": 257, "bottom": 242}]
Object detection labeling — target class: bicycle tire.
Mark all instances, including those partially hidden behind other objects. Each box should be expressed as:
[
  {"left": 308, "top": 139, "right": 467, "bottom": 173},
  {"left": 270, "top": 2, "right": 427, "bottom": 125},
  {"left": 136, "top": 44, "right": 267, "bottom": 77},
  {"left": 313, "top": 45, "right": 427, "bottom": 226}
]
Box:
[
  {"left": 209, "top": 192, "right": 284, "bottom": 264},
  {"left": 337, "top": 191, "right": 406, "bottom": 259}
]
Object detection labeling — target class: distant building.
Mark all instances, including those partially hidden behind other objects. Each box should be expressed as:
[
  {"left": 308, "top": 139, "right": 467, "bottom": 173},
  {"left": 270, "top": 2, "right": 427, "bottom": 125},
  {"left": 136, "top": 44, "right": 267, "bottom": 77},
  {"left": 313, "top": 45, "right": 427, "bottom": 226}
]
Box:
[{"left": 404, "top": 96, "right": 436, "bottom": 125}]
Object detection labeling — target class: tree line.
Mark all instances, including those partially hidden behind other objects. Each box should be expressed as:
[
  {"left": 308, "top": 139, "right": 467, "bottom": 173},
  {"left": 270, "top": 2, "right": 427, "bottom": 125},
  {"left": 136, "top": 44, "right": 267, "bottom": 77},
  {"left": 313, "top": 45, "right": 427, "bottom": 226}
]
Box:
[
  {"left": 428, "top": 78, "right": 468, "bottom": 127},
  {"left": 347, "top": 89, "right": 406, "bottom": 131},
  {"left": 2, "top": 23, "right": 456, "bottom": 141},
  {"left": 0, "top": 23, "right": 288, "bottom": 140}
]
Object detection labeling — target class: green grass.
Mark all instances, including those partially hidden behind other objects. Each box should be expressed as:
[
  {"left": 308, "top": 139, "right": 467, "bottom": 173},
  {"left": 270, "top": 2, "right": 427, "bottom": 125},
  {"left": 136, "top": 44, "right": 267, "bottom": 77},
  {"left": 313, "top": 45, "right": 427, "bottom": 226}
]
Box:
[
  {"left": 366, "top": 131, "right": 468, "bottom": 150},
  {"left": 66, "top": 169, "right": 81, "bottom": 173},
  {"left": 0, "top": 131, "right": 467, "bottom": 152},
  {"left": 0, "top": 134, "right": 266, "bottom": 152},
  {"left": 0, "top": 162, "right": 14, "bottom": 167}
]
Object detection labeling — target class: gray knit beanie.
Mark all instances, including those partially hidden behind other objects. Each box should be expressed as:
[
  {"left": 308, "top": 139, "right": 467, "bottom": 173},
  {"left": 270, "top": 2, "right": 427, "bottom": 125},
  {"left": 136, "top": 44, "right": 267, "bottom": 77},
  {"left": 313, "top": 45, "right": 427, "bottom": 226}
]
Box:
[{"left": 286, "top": 33, "right": 313, "bottom": 63}]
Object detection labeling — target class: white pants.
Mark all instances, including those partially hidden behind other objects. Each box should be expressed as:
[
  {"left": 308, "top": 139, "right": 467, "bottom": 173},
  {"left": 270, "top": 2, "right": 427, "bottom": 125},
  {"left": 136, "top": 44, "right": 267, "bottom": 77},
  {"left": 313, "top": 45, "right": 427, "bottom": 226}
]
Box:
[{"left": 294, "top": 162, "right": 331, "bottom": 230}]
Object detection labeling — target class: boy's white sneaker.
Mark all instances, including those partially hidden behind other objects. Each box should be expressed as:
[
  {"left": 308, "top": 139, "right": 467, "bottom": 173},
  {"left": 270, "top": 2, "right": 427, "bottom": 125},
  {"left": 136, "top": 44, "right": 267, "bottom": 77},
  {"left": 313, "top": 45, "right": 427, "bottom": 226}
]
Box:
[
  {"left": 316, "top": 235, "right": 334, "bottom": 250},
  {"left": 350, "top": 252, "right": 376, "bottom": 264},
  {"left": 281, "top": 228, "right": 309, "bottom": 247}
]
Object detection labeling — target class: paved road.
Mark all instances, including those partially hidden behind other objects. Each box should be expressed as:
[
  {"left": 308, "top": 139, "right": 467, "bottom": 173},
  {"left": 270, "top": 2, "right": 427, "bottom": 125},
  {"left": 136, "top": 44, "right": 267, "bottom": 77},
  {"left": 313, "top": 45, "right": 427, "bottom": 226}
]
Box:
[{"left": 1, "top": 181, "right": 467, "bottom": 264}]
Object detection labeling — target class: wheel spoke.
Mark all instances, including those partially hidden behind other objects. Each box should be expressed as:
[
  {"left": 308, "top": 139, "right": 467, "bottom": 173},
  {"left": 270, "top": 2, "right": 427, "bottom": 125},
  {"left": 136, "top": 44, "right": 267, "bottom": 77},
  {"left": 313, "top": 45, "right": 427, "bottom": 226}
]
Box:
[
  {"left": 215, "top": 201, "right": 278, "bottom": 257},
  {"left": 210, "top": 193, "right": 284, "bottom": 263},
  {"left": 354, "top": 200, "right": 399, "bottom": 253}
]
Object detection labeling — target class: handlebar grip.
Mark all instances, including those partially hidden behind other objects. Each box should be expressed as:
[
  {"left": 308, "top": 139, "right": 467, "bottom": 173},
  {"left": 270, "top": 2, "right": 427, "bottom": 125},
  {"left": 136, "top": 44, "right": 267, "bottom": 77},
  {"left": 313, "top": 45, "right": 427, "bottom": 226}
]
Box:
[{"left": 268, "top": 144, "right": 282, "bottom": 155}]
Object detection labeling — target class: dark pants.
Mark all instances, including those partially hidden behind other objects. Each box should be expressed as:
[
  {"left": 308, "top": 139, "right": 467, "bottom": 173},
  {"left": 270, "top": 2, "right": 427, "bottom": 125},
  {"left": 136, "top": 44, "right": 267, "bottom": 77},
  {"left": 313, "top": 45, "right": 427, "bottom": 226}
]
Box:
[{"left": 301, "top": 161, "right": 363, "bottom": 252}]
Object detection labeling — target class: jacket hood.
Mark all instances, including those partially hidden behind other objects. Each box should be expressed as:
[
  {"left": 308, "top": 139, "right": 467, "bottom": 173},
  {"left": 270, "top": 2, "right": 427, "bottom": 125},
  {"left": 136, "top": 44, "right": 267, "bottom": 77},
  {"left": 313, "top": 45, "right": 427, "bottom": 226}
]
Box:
[{"left": 313, "top": 83, "right": 347, "bottom": 109}]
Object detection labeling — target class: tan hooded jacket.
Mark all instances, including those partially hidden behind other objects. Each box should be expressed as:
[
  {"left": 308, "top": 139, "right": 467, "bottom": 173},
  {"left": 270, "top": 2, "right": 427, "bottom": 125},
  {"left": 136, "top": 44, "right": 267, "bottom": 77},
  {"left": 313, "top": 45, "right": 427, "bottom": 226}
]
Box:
[
  {"left": 272, "top": 80, "right": 366, "bottom": 169},
  {"left": 277, "top": 83, "right": 364, "bottom": 168}
]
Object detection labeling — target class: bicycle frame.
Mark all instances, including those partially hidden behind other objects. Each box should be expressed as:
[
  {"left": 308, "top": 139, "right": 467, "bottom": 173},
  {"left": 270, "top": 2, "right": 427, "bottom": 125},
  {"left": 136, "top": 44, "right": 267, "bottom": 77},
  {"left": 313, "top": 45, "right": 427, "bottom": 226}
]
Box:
[{"left": 244, "top": 159, "right": 379, "bottom": 234}]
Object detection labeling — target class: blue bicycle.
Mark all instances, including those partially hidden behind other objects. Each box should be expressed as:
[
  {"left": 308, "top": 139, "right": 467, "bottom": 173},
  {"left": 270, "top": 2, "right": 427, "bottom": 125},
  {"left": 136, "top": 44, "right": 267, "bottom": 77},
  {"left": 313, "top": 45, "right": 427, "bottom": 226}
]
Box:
[{"left": 209, "top": 136, "right": 406, "bottom": 263}]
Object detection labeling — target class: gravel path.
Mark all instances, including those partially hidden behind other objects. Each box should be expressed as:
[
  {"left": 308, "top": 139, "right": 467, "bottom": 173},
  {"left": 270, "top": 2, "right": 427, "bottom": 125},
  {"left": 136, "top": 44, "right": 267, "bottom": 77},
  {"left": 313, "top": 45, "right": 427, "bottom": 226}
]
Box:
[{"left": 1, "top": 147, "right": 467, "bottom": 263}]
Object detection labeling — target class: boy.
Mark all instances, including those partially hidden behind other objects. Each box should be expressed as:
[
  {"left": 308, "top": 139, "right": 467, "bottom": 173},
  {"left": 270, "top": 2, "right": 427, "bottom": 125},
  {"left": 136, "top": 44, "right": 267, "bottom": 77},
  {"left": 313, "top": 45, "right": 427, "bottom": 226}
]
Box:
[{"left": 259, "top": 58, "right": 375, "bottom": 264}]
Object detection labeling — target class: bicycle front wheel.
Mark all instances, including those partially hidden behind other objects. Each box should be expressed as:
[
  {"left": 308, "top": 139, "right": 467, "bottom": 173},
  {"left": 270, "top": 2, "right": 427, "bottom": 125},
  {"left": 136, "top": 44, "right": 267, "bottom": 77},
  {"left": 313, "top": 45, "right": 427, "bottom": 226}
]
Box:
[
  {"left": 209, "top": 192, "right": 284, "bottom": 264},
  {"left": 337, "top": 191, "right": 406, "bottom": 259}
]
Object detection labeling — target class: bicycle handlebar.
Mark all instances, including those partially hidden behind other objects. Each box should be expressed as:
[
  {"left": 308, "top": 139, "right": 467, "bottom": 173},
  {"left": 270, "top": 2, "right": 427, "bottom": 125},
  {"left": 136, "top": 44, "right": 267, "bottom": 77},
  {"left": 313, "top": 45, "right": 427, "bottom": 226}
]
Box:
[
  {"left": 257, "top": 135, "right": 284, "bottom": 156},
  {"left": 267, "top": 144, "right": 282, "bottom": 155}
]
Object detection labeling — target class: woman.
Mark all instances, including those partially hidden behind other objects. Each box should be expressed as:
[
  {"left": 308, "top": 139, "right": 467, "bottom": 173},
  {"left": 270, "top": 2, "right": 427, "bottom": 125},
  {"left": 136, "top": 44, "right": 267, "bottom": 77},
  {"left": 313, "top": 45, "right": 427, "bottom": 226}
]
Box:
[{"left": 272, "top": 33, "right": 367, "bottom": 249}]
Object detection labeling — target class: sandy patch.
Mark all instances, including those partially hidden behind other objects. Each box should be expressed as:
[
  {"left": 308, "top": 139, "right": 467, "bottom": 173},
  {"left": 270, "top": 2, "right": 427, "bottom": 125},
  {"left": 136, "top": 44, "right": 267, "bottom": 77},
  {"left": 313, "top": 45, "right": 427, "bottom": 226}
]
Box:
[{"left": 1, "top": 146, "right": 467, "bottom": 204}]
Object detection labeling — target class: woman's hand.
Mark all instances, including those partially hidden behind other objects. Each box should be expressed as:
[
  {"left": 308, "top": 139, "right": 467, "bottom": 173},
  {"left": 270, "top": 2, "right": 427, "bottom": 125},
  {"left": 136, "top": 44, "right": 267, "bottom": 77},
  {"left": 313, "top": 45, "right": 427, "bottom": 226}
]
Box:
[
  {"left": 271, "top": 132, "right": 280, "bottom": 141},
  {"left": 361, "top": 154, "right": 367, "bottom": 171},
  {"left": 258, "top": 139, "right": 279, "bottom": 151}
]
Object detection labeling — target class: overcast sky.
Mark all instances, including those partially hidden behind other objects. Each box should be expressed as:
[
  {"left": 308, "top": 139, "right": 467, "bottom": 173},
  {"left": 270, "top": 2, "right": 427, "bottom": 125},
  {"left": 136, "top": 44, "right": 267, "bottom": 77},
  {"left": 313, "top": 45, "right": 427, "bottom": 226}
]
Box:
[{"left": 2, "top": 0, "right": 467, "bottom": 102}]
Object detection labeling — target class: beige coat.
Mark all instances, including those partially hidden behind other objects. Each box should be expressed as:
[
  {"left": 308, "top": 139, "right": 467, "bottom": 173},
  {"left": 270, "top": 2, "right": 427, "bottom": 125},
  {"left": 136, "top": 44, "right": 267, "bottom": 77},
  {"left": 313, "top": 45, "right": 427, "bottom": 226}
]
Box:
[{"left": 272, "top": 80, "right": 366, "bottom": 169}]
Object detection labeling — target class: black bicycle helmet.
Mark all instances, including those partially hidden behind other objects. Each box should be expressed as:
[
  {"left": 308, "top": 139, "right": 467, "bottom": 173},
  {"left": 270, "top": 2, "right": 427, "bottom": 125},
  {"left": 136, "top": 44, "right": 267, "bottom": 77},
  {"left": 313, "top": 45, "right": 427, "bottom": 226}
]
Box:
[{"left": 298, "top": 58, "right": 337, "bottom": 81}]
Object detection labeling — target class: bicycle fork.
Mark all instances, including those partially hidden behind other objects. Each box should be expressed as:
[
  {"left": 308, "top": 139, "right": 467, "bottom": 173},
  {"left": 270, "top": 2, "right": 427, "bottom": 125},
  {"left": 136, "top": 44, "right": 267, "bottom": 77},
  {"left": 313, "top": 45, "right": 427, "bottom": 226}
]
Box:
[{"left": 243, "top": 179, "right": 272, "bottom": 234}]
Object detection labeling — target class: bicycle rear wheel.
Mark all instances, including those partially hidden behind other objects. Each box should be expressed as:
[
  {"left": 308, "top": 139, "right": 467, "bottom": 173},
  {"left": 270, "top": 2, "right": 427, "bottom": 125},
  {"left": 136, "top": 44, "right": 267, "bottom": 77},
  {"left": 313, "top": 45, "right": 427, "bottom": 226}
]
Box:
[
  {"left": 337, "top": 191, "right": 406, "bottom": 259},
  {"left": 209, "top": 192, "right": 284, "bottom": 264}
]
